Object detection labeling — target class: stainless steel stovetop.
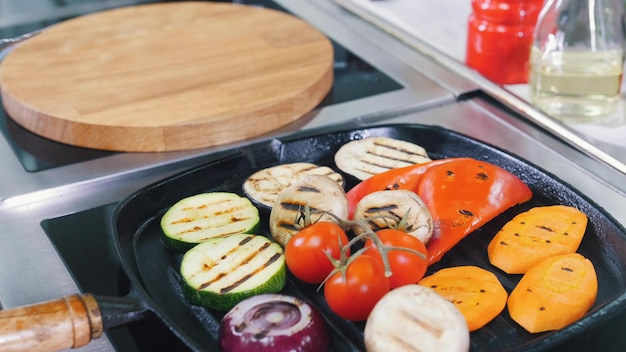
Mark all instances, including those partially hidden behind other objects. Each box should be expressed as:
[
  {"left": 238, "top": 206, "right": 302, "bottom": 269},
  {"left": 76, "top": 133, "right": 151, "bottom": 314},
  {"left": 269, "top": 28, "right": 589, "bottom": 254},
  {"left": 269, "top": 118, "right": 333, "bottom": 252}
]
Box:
[{"left": 1, "top": 1, "right": 625, "bottom": 351}]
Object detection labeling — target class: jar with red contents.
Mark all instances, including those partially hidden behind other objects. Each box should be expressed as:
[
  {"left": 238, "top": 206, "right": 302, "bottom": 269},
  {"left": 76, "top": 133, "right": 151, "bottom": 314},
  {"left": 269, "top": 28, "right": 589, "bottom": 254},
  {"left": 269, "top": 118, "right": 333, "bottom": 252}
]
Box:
[{"left": 465, "top": 0, "right": 544, "bottom": 84}]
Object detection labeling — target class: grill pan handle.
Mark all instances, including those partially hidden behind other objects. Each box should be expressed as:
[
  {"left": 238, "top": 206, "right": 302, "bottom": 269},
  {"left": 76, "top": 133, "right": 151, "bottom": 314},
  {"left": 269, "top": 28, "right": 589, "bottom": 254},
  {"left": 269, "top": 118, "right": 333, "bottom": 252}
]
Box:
[{"left": 0, "top": 293, "right": 105, "bottom": 352}]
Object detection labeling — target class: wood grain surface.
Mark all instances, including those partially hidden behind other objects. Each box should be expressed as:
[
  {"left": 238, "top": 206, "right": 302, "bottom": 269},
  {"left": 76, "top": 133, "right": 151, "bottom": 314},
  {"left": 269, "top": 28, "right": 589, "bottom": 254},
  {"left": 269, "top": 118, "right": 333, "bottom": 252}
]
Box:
[
  {"left": 0, "top": 2, "right": 334, "bottom": 152},
  {"left": 0, "top": 294, "right": 102, "bottom": 352}
]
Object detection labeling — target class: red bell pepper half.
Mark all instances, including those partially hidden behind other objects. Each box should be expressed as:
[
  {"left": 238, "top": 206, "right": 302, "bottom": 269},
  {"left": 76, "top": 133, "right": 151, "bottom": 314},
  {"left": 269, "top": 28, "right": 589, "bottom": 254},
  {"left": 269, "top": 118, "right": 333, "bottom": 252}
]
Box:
[
  {"left": 418, "top": 158, "right": 532, "bottom": 264},
  {"left": 346, "top": 158, "right": 462, "bottom": 219}
]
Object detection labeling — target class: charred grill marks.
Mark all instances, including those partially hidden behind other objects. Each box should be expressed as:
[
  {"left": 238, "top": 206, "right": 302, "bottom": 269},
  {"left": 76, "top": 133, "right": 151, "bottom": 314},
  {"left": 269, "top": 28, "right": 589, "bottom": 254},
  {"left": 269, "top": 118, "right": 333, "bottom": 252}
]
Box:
[
  {"left": 459, "top": 209, "right": 475, "bottom": 216},
  {"left": 295, "top": 185, "right": 322, "bottom": 193},
  {"left": 374, "top": 140, "right": 427, "bottom": 156},
  {"left": 364, "top": 204, "right": 400, "bottom": 214},
  {"left": 356, "top": 142, "right": 428, "bottom": 171},
  {"left": 219, "top": 251, "right": 282, "bottom": 294},
  {"left": 239, "top": 236, "right": 254, "bottom": 246},
  {"left": 475, "top": 172, "right": 490, "bottom": 181},
  {"left": 198, "top": 236, "right": 281, "bottom": 292},
  {"left": 365, "top": 150, "right": 415, "bottom": 163},
  {"left": 278, "top": 201, "right": 317, "bottom": 212}
]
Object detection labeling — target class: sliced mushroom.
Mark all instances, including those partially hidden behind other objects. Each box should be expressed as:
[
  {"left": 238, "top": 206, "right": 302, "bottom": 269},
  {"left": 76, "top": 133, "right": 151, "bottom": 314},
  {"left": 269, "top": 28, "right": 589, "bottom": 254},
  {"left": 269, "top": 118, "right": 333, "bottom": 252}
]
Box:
[
  {"left": 353, "top": 190, "right": 433, "bottom": 244},
  {"left": 269, "top": 174, "right": 348, "bottom": 247}
]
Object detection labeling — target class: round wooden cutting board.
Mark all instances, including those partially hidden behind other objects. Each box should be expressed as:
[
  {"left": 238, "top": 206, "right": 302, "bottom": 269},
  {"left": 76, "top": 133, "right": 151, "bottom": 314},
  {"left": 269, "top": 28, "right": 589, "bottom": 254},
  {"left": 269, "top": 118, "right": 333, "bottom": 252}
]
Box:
[{"left": 0, "top": 2, "right": 334, "bottom": 152}]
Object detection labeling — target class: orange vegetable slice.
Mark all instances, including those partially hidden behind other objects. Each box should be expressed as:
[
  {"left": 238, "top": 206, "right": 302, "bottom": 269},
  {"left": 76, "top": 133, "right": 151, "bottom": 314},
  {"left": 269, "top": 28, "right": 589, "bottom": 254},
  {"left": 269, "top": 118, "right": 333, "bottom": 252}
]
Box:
[
  {"left": 487, "top": 205, "right": 588, "bottom": 274},
  {"left": 418, "top": 265, "right": 508, "bottom": 331},
  {"left": 507, "top": 253, "right": 597, "bottom": 333}
]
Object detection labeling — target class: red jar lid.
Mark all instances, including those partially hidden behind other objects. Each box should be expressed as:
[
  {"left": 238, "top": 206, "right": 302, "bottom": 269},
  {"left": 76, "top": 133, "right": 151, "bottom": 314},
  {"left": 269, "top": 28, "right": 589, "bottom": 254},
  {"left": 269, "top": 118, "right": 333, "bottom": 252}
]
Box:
[{"left": 471, "top": 0, "right": 544, "bottom": 24}]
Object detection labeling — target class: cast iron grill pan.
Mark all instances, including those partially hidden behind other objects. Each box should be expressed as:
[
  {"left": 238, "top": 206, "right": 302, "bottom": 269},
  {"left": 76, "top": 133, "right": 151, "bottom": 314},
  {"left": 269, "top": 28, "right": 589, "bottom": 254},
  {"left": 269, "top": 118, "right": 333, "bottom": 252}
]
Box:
[{"left": 111, "top": 123, "right": 626, "bottom": 351}]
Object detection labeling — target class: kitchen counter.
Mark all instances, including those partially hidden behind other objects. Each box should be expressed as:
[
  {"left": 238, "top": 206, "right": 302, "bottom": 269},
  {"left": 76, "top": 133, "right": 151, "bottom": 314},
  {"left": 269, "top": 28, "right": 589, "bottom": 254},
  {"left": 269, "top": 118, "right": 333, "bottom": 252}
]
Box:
[{"left": 0, "top": 1, "right": 625, "bottom": 351}]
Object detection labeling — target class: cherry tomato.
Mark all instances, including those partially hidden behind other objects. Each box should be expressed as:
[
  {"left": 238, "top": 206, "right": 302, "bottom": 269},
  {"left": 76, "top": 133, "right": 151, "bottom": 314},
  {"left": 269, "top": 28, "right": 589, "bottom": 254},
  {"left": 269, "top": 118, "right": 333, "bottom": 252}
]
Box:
[
  {"left": 323, "top": 254, "right": 390, "bottom": 321},
  {"left": 285, "top": 222, "right": 349, "bottom": 284},
  {"left": 364, "top": 229, "right": 428, "bottom": 289}
]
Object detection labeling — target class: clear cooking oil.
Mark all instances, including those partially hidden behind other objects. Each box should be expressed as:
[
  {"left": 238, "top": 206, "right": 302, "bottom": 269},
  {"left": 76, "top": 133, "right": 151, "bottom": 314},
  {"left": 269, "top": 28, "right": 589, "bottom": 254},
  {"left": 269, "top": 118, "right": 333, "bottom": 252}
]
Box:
[
  {"left": 529, "top": 48, "right": 624, "bottom": 121},
  {"left": 529, "top": 0, "right": 625, "bottom": 123}
]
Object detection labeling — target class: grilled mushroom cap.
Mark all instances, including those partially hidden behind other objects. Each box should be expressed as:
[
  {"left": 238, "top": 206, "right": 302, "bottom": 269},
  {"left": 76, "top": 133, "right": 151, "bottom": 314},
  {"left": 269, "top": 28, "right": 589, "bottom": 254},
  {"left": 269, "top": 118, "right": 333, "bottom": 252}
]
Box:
[
  {"left": 269, "top": 174, "right": 348, "bottom": 247},
  {"left": 353, "top": 190, "right": 433, "bottom": 244}
]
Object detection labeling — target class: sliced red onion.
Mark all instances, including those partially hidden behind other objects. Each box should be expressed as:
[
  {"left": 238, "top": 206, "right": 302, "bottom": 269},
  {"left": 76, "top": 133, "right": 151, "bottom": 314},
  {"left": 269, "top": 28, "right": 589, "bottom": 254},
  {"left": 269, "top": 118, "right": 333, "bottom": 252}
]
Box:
[{"left": 219, "top": 294, "right": 330, "bottom": 352}]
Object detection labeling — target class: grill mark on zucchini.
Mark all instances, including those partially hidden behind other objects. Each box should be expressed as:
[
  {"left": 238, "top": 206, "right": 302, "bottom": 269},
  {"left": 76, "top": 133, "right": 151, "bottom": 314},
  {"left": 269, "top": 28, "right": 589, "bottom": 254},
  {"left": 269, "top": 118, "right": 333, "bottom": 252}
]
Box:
[
  {"left": 176, "top": 224, "right": 251, "bottom": 234},
  {"left": 196, "top": 240, "right": 245, "bottom": 276},
  {"left": 180, "top": 198, "right": 235, "bottom": 212},
  {"left": 171, "top": 217, "right": 194, "bottom": 224},
  {"left": 176, "top": 212, "right": 258, "bottom": 236},
  {"left": 180, "top": 233, "right": 285, "bottom": 310},
  {"left": 176, "top": 202, "right": 248, "bottom": 219},
  {"left": 239, "top": 235, "right": 254, "bottom": 246},
  {"left": 220, "top": 251, "right": 283, "bottom": 294},
  {"left": 197, "top": 236, "right": 280, "bottom": 292}
]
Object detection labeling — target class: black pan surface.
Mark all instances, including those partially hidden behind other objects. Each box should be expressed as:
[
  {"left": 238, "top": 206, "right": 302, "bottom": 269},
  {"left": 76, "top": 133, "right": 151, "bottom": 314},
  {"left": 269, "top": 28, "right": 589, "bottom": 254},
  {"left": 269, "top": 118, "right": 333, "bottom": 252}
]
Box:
[{"left": 111, "top": 123, "right": 626, "bottom": 351}]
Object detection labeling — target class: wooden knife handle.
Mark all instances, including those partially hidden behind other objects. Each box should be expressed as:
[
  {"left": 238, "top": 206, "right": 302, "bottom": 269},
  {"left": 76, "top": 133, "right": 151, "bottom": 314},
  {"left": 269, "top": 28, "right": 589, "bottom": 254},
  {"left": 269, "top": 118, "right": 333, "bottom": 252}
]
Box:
[{"left": 0, "top": 293, "right": 103, "bottom": 352}]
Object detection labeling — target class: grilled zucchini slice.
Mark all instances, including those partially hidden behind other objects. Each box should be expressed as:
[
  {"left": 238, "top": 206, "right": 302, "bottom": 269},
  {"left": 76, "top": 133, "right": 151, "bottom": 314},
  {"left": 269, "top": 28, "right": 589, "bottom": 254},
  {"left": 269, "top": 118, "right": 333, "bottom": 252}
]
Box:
[
  {"left": 334, "top": 137, "right": 431, "bottom": 180},
  {"left": 243, "top": 162, "right": 344, "bottom": 208},
  {"left": 180, "top": 233, "right": 286, "bottom": 311},
  {"left": 160, "top": 192, "right": 260, "bottom": 252}
]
